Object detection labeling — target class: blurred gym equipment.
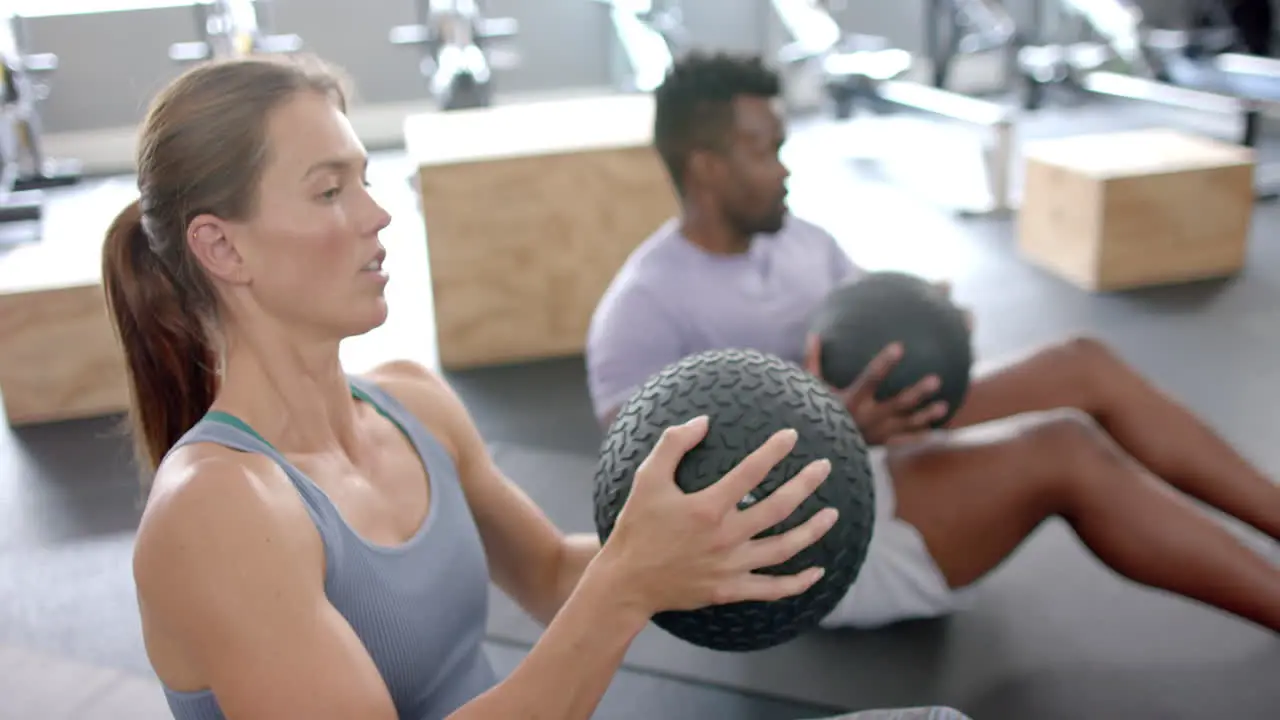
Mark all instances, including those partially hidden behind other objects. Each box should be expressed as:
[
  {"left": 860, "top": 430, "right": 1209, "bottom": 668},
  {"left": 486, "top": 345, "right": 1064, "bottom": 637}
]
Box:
[
  {"left": 169, "top": 0, "right": 303, "bottom": 63},
  {"left": 769, "top": 0, "right": 842, "bottom": 111},
  {"left": 0, "top": 5, "right": 81, "bottom": 227},
  {"left": 1017, "top": 0, "right": 1280, "bottom": 196},
  {"left": 773, "top": 0, "right": 1022, "bottom": 110},
  {"left": 390, "top": 0, "right": 519, "bottom": 111},
  {"left": 591, "top": 0, "right": 686, "bottom": 94},
  {"left": 772, "top": 0, "right": 1019, "bottom": 218},
  {"left": 925, "top": 0, "right": 1023, "bottom": 90}
]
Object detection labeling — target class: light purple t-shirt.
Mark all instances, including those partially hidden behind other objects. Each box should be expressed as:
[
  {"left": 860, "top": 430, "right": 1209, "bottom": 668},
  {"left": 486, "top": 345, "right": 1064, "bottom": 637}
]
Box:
[{"left": 586, "top": 213, "right": 863, "bottom": 422}]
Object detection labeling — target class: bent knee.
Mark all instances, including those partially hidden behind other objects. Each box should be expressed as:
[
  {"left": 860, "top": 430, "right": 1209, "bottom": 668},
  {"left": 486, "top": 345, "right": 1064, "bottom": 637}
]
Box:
[
  {"left": 1056, "top": 334, "right": 1109, "bottom": 356},
  {"left": 1018, "top": 408, "right": 1117, "bottom": 470},
  {"left": 1048, "top": 335, "right": 1121, "bottom": 375},
  {"left": 1019, "top": 409, "right": 1124, "bottom": 496}
]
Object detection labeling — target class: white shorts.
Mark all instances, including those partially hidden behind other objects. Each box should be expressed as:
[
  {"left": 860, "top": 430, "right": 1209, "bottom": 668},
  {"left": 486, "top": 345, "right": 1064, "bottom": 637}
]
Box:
[{"left": 820, "top": 447, "right": 971, "bottom": 629}]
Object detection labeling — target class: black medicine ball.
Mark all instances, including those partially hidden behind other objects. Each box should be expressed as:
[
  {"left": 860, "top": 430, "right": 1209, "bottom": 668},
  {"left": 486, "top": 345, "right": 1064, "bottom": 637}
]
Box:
[
  {"left": 810, "top": 271, "right": 973, "bottom": 428},
  {"left": 593, "top": 349, "right": 876, "bottom": 653}
]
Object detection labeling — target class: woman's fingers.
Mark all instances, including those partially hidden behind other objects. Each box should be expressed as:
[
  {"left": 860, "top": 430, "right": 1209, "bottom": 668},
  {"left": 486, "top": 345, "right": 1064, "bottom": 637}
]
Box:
[
  {"left": 735, "top": 506, "right": 840, "bottom": 571},
  {"left": 727, "top": 457, "right": 832, "bottom": 541}
]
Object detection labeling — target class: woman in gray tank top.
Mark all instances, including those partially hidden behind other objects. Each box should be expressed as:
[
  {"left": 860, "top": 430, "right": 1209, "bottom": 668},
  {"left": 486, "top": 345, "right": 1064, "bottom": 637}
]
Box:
[{"left": 97, "top": 53, "right": 969, "bottom": 720}]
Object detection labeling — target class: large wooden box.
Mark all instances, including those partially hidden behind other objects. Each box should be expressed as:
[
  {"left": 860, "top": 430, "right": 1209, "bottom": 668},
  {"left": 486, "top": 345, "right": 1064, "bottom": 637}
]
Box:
[
  {"left": 0, "top": 183, "right": 138, "bottom": 427},
  {"left": 1016, "top": 128, "right": 1255, "bottom": 291},
  {"left": 0, "top": 282, "right": 129, "bottom": 426},
  {"left": 404, "top": 93, "right": 679, "bottom": 370}
]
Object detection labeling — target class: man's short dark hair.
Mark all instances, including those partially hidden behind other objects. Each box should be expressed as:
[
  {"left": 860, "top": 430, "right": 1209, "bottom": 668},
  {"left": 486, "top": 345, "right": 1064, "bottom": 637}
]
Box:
[{"left": 652, "top": 51, "right": 781, "bottom": 193}]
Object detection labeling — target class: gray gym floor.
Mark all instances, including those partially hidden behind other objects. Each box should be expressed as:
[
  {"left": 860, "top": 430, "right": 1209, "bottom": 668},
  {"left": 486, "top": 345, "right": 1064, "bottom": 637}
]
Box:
[{"left": 3, "top": 96, "right": 1280, "bottom": 719}]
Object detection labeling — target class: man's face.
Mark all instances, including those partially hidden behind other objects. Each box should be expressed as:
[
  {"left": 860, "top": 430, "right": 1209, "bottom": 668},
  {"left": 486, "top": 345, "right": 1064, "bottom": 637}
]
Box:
[{"left": 709, "top": 95, "right": 791, "bottom": 237}]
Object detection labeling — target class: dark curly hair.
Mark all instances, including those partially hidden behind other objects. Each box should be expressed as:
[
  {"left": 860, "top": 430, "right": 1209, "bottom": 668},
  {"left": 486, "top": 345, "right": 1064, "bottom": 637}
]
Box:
[{"left": 653, "top": 51, "right": 781, "bottom": 194}]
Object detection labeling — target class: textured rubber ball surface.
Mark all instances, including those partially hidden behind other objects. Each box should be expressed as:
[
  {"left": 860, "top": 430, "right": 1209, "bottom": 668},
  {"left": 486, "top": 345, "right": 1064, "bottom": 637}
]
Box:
[
  {"left": 593, "top": 349, "right": 876, "bottom": 652},
  {"left": 811, "top": 270, "right": 973, "bottom": 428}
]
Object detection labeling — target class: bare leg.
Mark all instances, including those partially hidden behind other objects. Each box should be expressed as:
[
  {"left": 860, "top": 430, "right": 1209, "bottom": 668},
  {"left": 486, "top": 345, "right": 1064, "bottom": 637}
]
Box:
[
  {"left": 944, "top": 336, "right": 1280, "bottom": 541},
  {"left": 890, "top": 410, "right": 1280, "bottom": 632}
]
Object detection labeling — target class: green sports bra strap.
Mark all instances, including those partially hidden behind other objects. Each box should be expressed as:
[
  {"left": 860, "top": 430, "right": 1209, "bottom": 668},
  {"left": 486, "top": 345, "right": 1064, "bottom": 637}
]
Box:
[
  {"left": 202, "top": 382, "right": 401, "bottom": 454},
  {"left": 203, "top": 410, "right": 277, "bottom": 452},
  {"left": 350, "top": 383, "right": 403, "bottom": 429}
]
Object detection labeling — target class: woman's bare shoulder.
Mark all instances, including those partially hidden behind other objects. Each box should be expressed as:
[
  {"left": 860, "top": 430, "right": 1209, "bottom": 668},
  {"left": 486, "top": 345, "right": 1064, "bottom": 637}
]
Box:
[
  {"left": 133, "top": 442, "right": 324, "bottom": 611},
  {"left": 131, "top": 443, "right": 386, "bottom": 713}
]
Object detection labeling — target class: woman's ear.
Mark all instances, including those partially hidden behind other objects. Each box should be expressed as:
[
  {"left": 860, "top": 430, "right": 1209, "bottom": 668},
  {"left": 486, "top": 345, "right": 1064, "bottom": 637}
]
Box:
[{"left": 186, "top": 214, "right": 249, "bottom": 286}]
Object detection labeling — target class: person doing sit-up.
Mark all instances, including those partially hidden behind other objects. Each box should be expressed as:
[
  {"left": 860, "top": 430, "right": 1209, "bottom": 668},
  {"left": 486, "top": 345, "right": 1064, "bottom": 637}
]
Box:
[
  {"left": 104, "top": 53, "right": 968, "bottom": 720},
  {"left": 586, "top": 51, "right": 1280, "bottom": 633}
]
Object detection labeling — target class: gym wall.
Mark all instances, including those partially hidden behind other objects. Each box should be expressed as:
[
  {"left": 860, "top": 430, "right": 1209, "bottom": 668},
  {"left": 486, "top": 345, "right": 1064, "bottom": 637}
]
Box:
[{"left": 24, "top": 0, "right": 1262, "bottom": 176}]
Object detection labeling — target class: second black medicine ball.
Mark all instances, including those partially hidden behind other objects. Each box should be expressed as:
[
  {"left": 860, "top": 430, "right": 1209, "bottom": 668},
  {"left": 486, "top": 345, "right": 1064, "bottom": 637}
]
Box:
[
  {"left": 810, "top": 271, "right": 973, "bottom": 427},
  {"left": 594, "top": 348, "right": 876, "bottom": 653}
]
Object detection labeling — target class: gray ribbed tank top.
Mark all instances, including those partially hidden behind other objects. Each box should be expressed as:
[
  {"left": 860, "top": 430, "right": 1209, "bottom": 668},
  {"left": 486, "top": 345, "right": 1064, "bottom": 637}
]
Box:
[{"left": 158, "top": 375, "right": 498, "bottom": 720}]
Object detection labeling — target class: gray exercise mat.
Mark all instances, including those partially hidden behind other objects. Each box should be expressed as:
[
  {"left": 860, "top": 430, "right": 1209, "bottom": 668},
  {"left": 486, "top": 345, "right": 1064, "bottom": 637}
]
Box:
[
  {"left": 486, "top": 443, "right": 1280, "bottom": 720},
  {"left": 0, "top": 532, "right": 153, "bottom": 677},
  {"left": 0, "top": 643, "right": 171, "bottom": 720}
]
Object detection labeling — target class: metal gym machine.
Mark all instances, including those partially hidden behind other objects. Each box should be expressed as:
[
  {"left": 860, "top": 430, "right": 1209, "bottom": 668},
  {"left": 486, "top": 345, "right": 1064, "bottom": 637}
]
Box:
[
  {"left": 389, "top": 0, "right": 519, "bottom": 111},
  {"left": 776, "top": 0, "right": 1023, "bottom": 218},
  {"left": 169, "top": 0, "right": 303, "bottom": 63},
  {"left": 591, "top": 0, "right": 687, "bottom": 94},
  {"left": 0, "top": 5, "right": 81, "bottom": 227},
  {"left": 924, "top": 0, "right": 1023, "bottom": 91},
  {"left": 1015, "top": 0, "right": 1280, "bottom": 196}
]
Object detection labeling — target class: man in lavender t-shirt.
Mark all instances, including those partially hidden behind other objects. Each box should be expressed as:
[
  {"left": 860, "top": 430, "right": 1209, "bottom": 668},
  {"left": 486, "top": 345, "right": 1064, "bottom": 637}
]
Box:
[
  {"left": 587, "top": 212, "right": 860, "bottom": 423},
  {"left": 585, "top": 51, "right": 1280, "bottom": 637}
]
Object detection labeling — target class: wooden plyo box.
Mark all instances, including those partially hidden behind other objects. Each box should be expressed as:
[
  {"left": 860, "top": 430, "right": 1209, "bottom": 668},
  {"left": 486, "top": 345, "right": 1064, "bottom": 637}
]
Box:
[
  {"left": 404, "top": 93, "right": 679, "bottom": 370},
  {"left": 0, "top": 206, "right": 133, "bottom": 428},
  {"left": 1016, "top": 128, "right": 1255, "bottom": 291},
  {"left": 0, "top": 282, "right": 130, "bottom": 426}
]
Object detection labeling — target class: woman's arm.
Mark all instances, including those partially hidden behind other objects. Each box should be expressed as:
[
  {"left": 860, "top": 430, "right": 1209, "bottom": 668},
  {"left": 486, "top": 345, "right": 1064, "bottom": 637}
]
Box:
[
  {"left": 448, "top": 546, "right": 651, "bottom": 720},
  {"left": 549, "top": 533, "right": 602, "bottom": 619},
  {"left": 369, "top": 360, "right": 603, "bottom": 625},
  {"left": 134, "top": 450, "right": 400, "bottom": 720}
]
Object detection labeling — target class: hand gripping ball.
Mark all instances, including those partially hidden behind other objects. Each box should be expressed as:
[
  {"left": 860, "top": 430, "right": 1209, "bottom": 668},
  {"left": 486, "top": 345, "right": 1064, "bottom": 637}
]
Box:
[{"left": 593, "top": 349, "right": 876, "bottom": 652}]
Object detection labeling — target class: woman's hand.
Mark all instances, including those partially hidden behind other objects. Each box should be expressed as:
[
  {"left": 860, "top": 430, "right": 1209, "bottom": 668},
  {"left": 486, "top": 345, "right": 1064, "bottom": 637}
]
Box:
[{"left": 599, "top": 416, "right": 839, "bottom": 615}]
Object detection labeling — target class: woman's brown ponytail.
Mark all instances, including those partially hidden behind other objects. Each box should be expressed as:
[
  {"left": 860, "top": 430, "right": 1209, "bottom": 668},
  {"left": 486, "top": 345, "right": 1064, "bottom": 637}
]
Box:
[{"left": 101, "top": 199, "right": 217, "bottom": 478}]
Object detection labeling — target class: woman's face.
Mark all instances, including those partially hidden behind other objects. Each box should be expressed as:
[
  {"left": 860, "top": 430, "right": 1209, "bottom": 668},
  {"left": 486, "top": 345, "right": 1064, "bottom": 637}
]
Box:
[{"left": 192, "top": 90, "right": 394, "bottom": 345}]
